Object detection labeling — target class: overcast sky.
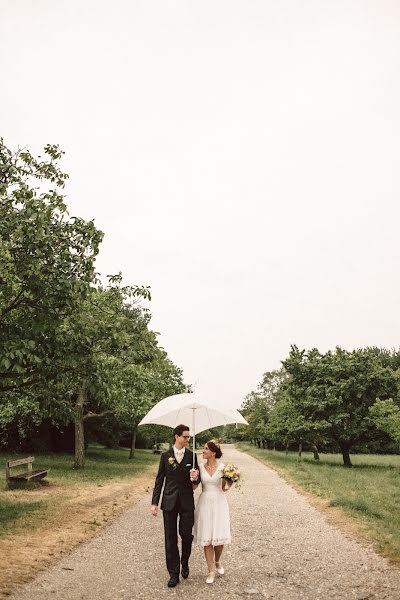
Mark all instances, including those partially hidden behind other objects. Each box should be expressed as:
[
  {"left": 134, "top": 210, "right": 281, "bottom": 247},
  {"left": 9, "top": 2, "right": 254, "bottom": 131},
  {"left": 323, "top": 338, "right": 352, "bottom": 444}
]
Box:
[{"left": 2, "top": 1, "right": 400, "bottom": 408}]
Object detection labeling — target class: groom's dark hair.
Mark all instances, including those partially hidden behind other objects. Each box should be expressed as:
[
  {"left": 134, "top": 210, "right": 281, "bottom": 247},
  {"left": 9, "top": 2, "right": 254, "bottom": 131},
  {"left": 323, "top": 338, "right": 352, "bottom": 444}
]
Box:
[{"left": 174, "top": 424, "right": 190, "bottom": 438}]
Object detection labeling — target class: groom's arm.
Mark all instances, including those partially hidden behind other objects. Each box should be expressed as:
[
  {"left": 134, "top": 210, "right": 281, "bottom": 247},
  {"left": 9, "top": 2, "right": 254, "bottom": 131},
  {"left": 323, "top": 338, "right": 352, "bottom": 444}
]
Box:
[
  {"left": 151, "top": 454, "right": 166, "bottom": 515},
  {"left": 195, "top": 453, "right": 201, "bottom": 481},
  {"left": 191, "top": 453, "right": 201, "bottom": 489}
]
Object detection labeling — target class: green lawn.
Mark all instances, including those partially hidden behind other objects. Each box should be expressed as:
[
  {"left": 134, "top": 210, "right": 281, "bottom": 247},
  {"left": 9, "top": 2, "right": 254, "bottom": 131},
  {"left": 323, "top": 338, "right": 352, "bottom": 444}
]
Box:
[
  {"left": 0, "top": 445, "right": 159, "bottom": 537},
  {"left": 1, "top": 444, "right": 158, "bottom": 489},
  {"left": 0, "top": 498, "right": 45, "bottom": 535},
  {"left": 238, "top": 443, "right": 400, "bottom": 562}
]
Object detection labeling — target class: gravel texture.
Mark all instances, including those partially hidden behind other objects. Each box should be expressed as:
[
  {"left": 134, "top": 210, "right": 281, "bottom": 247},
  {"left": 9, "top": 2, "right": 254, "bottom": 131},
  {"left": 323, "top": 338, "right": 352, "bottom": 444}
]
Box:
[{"left": 10, "top": 445, "right": 400, "bottom": 599}]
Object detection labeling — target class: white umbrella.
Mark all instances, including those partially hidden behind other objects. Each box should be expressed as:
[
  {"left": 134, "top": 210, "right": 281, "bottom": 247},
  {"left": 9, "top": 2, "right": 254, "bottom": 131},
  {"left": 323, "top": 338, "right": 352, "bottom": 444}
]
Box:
[{"left": 138, "top": 392, "right": 248, "bottom": 467}]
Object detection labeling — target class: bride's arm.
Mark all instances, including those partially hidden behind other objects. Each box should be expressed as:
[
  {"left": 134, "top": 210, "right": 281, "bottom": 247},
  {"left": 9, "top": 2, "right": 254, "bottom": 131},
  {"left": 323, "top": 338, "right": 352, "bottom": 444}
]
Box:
[
  {"left": 222, "top": 478, "right": 233, "bottom": 492},
  {"left": 221, "top": 464, "right": 232, "bottom": 492}
]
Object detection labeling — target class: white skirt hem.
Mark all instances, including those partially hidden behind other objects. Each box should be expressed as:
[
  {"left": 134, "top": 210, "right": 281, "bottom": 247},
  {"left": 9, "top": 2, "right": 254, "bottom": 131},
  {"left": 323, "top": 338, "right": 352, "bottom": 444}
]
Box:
[{"left": 196, "top": 537, "right": 231, "bottom": 547}]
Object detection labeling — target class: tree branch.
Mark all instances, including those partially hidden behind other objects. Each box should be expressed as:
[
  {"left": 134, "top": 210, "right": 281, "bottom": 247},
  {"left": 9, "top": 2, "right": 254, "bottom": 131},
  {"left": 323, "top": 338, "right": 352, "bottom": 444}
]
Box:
[
  {"left": 82, "top": 410, "right": 114, "bottom": 421},
  {"left": 0, "top": 289, "right": 25, "bottom": 319},
  {"left": 0, "top": 377, "right": 42, "bottom": 392},
  {"left": 0, "top": 370, "right": 36, "bottom": 379}
]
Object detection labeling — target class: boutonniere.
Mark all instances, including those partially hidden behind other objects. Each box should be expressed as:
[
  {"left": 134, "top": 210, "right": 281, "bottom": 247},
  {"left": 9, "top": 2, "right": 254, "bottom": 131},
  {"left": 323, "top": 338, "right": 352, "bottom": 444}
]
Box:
[{"left": 168, "top": 456, "right": 178, "bottom": 469}]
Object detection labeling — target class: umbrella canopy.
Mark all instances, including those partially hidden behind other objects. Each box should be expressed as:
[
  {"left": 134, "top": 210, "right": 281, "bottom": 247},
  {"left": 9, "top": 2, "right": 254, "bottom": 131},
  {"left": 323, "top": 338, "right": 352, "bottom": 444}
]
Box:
[
  {"left": 138, "top": 392, "right": 248, "bottom": 467},
  {"left": 139, "top": 392, "right": 248, "bottom": 434}
]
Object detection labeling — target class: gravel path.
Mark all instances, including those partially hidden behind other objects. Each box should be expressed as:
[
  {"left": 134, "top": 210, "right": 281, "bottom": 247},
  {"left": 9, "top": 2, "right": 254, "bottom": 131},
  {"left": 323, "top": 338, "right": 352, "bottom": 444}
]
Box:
[{"left": 10, "top": 445, "right": 400, "bottom": 599}]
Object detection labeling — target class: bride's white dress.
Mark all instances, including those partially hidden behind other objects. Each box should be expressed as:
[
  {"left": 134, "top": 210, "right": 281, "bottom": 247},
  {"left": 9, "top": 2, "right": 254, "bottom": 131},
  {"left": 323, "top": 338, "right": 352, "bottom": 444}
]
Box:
[{"left": 194, "top": 462, "right": 231, "bottom": 547}]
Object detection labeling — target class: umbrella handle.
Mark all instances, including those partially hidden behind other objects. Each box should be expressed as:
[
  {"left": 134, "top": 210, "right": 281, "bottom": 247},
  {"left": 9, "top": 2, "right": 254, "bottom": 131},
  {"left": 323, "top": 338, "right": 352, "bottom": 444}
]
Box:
[{"left": 192, "top": 409, "right": 195, "bottom": 470}]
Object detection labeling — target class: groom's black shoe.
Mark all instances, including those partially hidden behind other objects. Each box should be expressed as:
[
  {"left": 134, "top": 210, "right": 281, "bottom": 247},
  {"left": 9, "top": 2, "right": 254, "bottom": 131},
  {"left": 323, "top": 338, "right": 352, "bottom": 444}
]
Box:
[
  {"left": 181, "top": 565, "right": 189, "bottom": 579},
  {"left": 167, "top": 576, "right": 179, "bottom": 588}
]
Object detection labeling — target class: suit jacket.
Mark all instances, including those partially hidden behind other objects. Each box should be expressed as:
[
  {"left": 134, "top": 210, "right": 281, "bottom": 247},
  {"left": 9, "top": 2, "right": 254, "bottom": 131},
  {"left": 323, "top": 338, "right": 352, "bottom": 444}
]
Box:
[{"left": 151, "top": 447, "right": 200, "bottom": 512}]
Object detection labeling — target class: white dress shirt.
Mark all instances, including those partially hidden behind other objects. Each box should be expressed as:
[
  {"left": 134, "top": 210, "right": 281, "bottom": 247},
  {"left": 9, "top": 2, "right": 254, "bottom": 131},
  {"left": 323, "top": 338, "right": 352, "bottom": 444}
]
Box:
[{"left": 173, "top": 446, "right": 185, "bottom": 463}]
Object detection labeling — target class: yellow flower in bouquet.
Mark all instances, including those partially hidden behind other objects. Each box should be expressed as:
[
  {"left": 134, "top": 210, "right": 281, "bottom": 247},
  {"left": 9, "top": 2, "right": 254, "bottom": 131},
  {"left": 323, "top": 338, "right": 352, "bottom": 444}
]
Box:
[{"left": 221, "top": 463, "right": 241, "bottom": 486}]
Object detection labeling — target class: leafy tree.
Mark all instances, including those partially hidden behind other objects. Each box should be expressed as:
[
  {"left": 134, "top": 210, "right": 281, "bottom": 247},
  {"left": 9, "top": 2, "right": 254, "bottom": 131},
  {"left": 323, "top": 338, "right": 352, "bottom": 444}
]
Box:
[
  {"left": 241, "top": 369, "right": 288, "bottom": 447},
  {"left": 54, "top": 279, "right": 154, "bottom": 467},
  {"left": 137, "top": 424, "right": 175, "bottom": 449},
  {"left": 369, "top": 399, "right": 400, "bottom": 446},
  {"left": 283, "top": 346, "right": 399, "bottom": 466},
  {"left": 114, "top": 354, "right": 187, "bottom": 458},
  {"left": 0, "top": 394, "right": 43, "bottom": 449},
  {"left": 0, "top": 139, "right": 102, "bottom": 394},
  {"left": 267, "top": 396, "right": 306, "bottom": 454},
  {"left": 0, "top": 139, "right": 189, "bottom": 469}
]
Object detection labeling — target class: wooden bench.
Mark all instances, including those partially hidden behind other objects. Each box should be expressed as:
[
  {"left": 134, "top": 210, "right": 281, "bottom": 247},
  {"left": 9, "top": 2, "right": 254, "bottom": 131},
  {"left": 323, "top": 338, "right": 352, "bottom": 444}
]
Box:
[
  {"left": 6, "top": 457, "right": 48, "bottom": 484},
  {"left": 152, "top": 444, "right": 161, "bottom": 455}
]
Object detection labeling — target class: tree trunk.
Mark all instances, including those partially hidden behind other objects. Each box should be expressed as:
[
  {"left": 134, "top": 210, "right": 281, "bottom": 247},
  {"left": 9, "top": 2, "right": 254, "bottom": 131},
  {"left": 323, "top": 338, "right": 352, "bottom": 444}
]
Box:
[
  {"left": 74, "top": 387, "right": 86, "bottom": 469},
  {"left": 340, "top": 443, "right": 352, "bottom": 467},
  {"left": 129, "top": 426, "right": 137, "bottom": 459},
  {"left": 285, "top": 441, "right": 290, "bottom": 455},
  {"left": 298, "top": 440, "right": 302, "bottom": 457},
  {"left": 312, "top": 444, "right": 320, "bottom": 461}
]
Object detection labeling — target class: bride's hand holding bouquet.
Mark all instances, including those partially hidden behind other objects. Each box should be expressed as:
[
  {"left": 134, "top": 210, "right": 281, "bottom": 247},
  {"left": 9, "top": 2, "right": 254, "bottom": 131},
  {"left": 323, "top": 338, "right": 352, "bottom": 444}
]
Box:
[{"left": 221, "top": 463, "right": 241, "bottom": 490}]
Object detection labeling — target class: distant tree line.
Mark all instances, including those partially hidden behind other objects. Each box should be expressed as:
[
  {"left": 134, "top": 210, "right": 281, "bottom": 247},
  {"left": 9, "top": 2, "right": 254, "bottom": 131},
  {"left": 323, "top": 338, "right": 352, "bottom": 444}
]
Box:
[
  {"left": 235, "top": 346, "right": 400, "bottom": 466},
  {"left": 0, "top": 139, "right": 187, "bottom": 466}
]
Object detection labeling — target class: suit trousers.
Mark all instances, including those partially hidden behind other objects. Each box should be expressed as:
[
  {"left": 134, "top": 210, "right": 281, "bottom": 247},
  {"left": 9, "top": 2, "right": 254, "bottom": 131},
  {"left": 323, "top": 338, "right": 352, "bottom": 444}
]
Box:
[{"left": 163, "top": 497, "right": 194, "bottom": 577}]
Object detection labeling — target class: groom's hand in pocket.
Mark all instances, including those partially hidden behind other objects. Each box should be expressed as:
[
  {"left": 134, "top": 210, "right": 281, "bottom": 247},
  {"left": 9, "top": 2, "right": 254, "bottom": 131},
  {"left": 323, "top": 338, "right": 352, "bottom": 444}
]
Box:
[{"left": 151, "top": 504, "right": 158, "bottom": 517}]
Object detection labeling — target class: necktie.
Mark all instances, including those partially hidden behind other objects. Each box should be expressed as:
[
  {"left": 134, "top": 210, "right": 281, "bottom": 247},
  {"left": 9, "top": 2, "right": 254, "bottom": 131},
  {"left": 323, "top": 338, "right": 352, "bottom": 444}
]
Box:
[{"left": 176, "top": 450, "right": 183, "bottom": 464}]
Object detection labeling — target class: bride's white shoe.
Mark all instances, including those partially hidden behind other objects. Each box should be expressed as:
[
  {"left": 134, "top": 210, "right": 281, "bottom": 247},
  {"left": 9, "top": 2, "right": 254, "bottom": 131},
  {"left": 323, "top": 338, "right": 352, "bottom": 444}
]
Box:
[
  {"left": 206, "top": 572, "right": 215, "bottom": 584},
  {"left": 215, "top": 562, "right": 225, "bottom": 575}
]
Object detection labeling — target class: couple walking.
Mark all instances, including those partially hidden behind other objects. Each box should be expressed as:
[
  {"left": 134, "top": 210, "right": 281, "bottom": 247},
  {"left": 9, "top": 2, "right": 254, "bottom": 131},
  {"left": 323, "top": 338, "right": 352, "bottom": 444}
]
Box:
[{"left": 151, "top": 424, "right": 232, "bottom": 587}]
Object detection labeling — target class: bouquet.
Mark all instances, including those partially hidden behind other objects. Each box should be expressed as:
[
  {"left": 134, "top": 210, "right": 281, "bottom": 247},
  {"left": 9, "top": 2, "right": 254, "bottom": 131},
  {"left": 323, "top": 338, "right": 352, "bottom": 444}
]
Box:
[{"left": 221, "top": 463, "right": 241, "bottom": 487}]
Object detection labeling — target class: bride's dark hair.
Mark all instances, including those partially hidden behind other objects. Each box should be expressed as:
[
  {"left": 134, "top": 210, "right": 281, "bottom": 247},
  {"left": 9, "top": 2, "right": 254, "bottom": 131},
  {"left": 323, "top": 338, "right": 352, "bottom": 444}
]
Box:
[{"left": 206, "top": 440, "right": 222, "bottom": 459}]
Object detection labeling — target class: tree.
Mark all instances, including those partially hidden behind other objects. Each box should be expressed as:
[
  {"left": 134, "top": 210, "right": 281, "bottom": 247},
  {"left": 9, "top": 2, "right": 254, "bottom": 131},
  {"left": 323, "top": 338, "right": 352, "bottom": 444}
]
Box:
[
  {"left": 282, "top": 346, "right": 399, "bottom": 466},
  {"left": 241, "top": 369, "right": 288, "bottom": 448},
  {"left": 369, "top": 399, "right": 400, "bottom": 446},
  {"left": 267, "top": 396, "right": 305, "bottom": 455},
  {"left": 0, "top": 139, "right": 189, "bottom": 465},
  {"left": 55, "top": 279, "right": 154, "bottom": 468},
  {"left": 0, "top": 139, "right": 103, "bottom": 394},
  {"left": 114, "top": 354, "right": 186, "bottom": 459}
]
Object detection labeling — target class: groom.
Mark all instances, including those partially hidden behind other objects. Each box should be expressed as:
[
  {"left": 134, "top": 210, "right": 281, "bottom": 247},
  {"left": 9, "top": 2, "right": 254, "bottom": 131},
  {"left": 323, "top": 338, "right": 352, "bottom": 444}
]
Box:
[{"left": 151, "top": 424, "right": 200, "bottom": 587}]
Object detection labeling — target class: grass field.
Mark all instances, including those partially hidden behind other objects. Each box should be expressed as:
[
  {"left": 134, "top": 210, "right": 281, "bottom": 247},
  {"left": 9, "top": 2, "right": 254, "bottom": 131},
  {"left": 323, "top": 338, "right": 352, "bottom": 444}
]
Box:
[
  {"left": 0, "top": 445, "right": 159, "bottom": 538},
  {"left": 238, "top": 443, "right": 400, "bottom": 563},
  {"left": 0, "top": 445, "right": 160, "bottom": 596}
]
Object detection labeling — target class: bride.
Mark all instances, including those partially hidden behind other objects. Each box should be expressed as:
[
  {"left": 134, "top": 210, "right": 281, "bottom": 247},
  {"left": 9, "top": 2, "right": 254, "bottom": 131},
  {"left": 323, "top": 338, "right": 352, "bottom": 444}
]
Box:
[{"left": 193, "top": 440, "right": 232, "bottom": 584}]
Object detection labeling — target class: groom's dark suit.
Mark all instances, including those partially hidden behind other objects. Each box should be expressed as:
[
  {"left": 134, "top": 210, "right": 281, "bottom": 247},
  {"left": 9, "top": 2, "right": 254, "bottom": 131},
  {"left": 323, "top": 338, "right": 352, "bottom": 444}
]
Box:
[{"left": 152, "top": 447, "right": 200, "bottom": 578}]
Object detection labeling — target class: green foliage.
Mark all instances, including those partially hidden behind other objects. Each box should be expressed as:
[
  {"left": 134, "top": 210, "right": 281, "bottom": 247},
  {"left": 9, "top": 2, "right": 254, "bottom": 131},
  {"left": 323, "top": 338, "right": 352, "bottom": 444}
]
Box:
[
  {"left": 282, "top": 346, "right": 400, "bottom": 464},
  {"left": 267, "top": 395, "right": 311, "bottom": 446},
  {"left": 193, "top": 427, "right": 225, "bottom": 447},
  {"left": 113, "top": 354, "right": 186, "bottom": 428},
  {"left": 135, "top": 424, "right": 174, "bottom": 447},
  {"left": 0, "top": 139, "right": 189, "bottom": 463},
  {"left": 53, "top": 280, "right": 155, "bottom": 405},
  {"left": 241, "top": 369, "right": 288, "bottom": 445},
  {"left": 370, "top": 399, "right": 400, "bottom": 446},
  {"left": 0, "top": 139, "right": 103, "bottom": 393},
  {"left": 220, "top": 423, "right": 246, "bottom": 443},
  {"left": 243, "top": 346, "right": 400, "bottom": 465},
  {"left": 0, "top": 396, "right": 43, "bottom": 445}
]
